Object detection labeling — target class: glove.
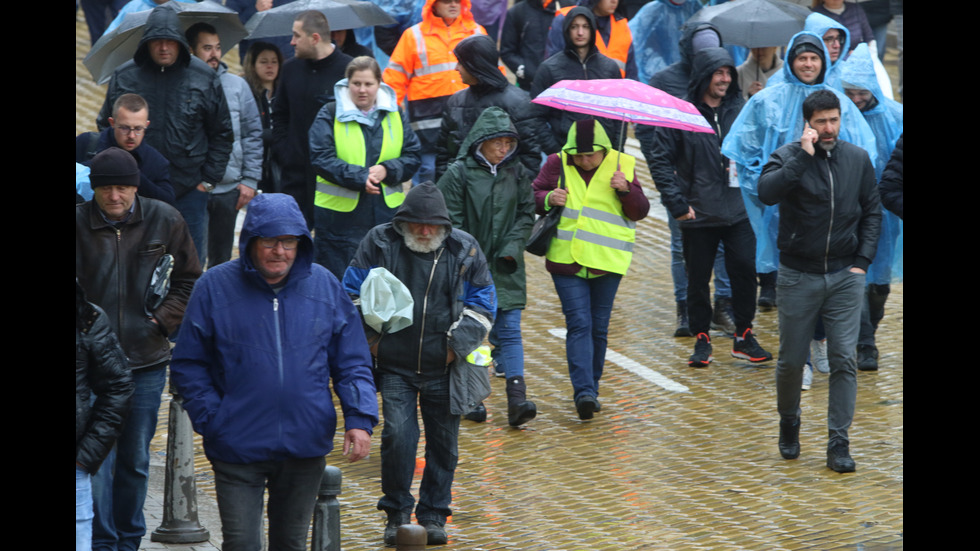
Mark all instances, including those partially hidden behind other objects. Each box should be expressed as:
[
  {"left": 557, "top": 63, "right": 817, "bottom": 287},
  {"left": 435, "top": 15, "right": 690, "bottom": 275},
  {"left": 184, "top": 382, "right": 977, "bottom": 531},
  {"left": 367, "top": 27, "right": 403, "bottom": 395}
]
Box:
[{"left": 516, "top": 65, "right": 525, "bottom": 79}]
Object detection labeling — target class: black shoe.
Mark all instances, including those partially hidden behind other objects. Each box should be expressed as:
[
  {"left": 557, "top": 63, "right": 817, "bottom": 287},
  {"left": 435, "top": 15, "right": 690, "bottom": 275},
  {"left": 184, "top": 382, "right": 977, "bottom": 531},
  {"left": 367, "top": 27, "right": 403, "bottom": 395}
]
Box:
[
  {"left": 732, "top": 328, "right": 773, "bottom": 363},
  {"left": 857, "top": 344, "right": 879, "bottom": 371},
  {"left": 778, "top": 418, "right": 800, "bottom": 460},
  {"left": 758, "top": 272, "right": 777, "bottom": 312},
  {"left": 674, "top": 300, "right": 693, "bottom": 337},
  {"left": 506, "top": 376, "right": 537, "bottom": 427},
  {"left": 688, "top": 333, "right": 713, "bottom": 367},
  {"left": 575, "top": 394, "right": 598, "bottom": 420},
  {"left": 463, "top": 402, "right": 487, "bottom": 423},
  {"left": 711, "top": 297, "right": 736, "bottom": 336},
  {"left": 826, "top": 442, "right": 856, "bottom": 473},
  {"left": 384, "top": 512, "right": 410, "bottom": 547},
  {"left": 422, "top": 521, "right": 448, "bottom": 545}
]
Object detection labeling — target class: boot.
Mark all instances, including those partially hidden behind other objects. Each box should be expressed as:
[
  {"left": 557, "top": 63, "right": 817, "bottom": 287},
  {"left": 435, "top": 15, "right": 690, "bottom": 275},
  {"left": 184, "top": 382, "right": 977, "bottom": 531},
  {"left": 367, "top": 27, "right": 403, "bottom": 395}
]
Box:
[
  {"left": 758, "top": 272, "right": 777, "bottom": 312},
  {"left": 463, "top": 402, "right": 487, "bottom": 423},
  {"left": 674, "top": 300, "right": 693, "bottom": 337},
  {"left": 778, "top": 417, "right": 800, "bottom": 459},
  {"left": 711, "top": 296, "right": 736, "bottom": 336},
  {"left": 506, "top": 376, "right": 537, "bottom": 427}
]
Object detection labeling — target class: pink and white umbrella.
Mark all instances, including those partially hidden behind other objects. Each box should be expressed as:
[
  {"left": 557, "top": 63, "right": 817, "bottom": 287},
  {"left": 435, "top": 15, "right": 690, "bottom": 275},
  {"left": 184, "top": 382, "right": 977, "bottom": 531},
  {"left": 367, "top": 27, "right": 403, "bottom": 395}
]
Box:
[{"left": 532, "top": 79, "right": 714, "bottom": 136}]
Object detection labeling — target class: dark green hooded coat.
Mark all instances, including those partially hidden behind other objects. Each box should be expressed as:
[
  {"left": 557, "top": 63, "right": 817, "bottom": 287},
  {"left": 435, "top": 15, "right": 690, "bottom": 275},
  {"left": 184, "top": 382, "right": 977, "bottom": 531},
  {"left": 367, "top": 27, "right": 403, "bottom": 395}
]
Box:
[{"left": 437, "top": 107, "right": 535, "bottom": 311}]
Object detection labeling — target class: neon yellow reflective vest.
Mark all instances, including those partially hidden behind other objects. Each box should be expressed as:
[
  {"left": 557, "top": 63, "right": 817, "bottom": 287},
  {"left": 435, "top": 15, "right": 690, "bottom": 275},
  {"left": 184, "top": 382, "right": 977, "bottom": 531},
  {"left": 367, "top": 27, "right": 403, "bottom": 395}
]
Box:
[
  {"left": 546, "top": 151, "right": 638, "bottom": 275},
  {"left": 314, "top": 111, "right": 405, "bottom": 212}
]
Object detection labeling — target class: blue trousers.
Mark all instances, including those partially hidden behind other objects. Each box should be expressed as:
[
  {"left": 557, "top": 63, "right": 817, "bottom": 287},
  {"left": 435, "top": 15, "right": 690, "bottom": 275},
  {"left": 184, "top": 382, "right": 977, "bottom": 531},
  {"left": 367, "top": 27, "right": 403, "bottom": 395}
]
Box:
[
  {"left": 552, "top": 273, "right": 621, "bottom": 401},
  {"left": 77, "top": 466, "right": 93, "bottom": 551},
  {"left": 175, "top": 189, "right": 209, "bottom": 267},
  {"left": 489, "top": 308, "right": 524, "bottom": 379},
  {"left": 91, "top": 365, "right": 166, "bottom": 551}
]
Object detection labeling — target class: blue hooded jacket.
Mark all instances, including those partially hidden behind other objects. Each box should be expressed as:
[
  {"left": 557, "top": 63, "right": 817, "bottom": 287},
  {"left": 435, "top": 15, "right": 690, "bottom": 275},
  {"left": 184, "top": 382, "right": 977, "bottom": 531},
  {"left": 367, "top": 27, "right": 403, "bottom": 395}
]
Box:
[
  {"left": 630, "top": 0, "right": 703, "bottom": 86},
  {"left": 720, "top": 30, "right": 877, "bottom": 273},
  {"left": 768, "top": 12, "right": 851, "bottom": 91},
  {"left": 171, "top": 193, "right": 379, "bottom": 464},
  {"left": 841, "top": 43, "right": 903, "bottom": 284}
]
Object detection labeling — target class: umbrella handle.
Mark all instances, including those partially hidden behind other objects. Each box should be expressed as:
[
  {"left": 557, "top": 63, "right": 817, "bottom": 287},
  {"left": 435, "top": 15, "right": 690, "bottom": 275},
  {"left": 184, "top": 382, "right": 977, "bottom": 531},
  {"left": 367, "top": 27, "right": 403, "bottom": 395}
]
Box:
[{"left": 617, "top": 119, "right": 626, "bottom": 171}]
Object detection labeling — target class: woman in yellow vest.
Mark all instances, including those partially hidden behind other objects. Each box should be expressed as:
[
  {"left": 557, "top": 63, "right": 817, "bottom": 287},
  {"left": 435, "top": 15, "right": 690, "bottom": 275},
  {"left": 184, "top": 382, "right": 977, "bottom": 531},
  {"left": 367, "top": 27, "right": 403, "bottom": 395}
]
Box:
[
  {"left": 310, "top": 56, "right": 422, "bottom": 280},
  {"left": 532, "top": 118, "right": 650, "bottom": 420}
]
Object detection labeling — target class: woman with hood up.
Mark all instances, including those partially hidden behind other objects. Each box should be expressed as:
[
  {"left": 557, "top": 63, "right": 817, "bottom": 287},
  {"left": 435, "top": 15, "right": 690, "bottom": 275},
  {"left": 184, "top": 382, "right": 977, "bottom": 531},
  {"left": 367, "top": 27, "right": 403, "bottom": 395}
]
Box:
[
  {"left": 437, "top": 106, "right": 538, "bottom": 427},
  {"left": 309, "top": 56, "right": 422, "bottom": 280}
]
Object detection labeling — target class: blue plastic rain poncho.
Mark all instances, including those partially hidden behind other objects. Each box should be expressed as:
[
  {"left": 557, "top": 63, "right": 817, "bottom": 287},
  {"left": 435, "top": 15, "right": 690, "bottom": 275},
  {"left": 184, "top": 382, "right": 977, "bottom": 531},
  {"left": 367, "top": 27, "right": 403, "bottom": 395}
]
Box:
[
  {"left": 76, "top": 162, "right": 93, "bottom": 202},
  {"left": 841, "top": 43, "right": 903, "bottom": 283},
  {"left": 353, "top": 0, "right": 426, "bottom": 69},
  {"left": 768, "top": 12, "right": 850, "bottom": 91},
  {"left": 720, "top": 31, "right": 877, "bottom": 274},
  {"left": 629, "top": 0, "right": 703, "bottom": 85}
]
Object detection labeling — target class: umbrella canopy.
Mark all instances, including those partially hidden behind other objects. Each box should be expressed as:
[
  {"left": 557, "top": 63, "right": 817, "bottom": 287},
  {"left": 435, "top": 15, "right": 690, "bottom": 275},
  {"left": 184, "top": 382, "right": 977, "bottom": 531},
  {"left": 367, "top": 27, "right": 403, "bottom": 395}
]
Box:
[
  {"left": 84, "top": 0, "right": 246, "bottom": 84},
  {"left": 686, "top": 0, "right": 810, "bottom": 49},
  {"left": 245, "top": 0, "right": 396, "bottom": 39},
  {"left": 531, "top": 79, "right": 714, "bottom": 136}
]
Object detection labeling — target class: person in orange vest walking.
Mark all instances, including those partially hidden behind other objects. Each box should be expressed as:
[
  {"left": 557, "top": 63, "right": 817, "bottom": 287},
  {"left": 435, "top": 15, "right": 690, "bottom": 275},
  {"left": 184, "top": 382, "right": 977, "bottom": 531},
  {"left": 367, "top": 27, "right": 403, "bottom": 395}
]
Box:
[
  {"left": 383, "top": 0, "right": 489, "bottom": 185},
  {"left": 544, "top": 0, "right": 638, "bottom": 80}
]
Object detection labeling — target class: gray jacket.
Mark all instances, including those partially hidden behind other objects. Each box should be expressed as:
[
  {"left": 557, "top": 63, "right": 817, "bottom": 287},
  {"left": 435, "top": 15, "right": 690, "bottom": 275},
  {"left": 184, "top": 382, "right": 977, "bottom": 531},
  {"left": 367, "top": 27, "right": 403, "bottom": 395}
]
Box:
[{"left": 216, "top": 63, "right": 263, "bottom": 193}]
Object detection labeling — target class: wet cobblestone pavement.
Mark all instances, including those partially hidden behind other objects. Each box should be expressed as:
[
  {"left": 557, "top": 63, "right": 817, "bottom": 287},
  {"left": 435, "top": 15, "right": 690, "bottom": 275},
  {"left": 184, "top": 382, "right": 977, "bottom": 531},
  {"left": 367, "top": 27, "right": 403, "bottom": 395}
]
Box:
[{"left": 78, "top": 12, "right": 902, "bottom": 550}]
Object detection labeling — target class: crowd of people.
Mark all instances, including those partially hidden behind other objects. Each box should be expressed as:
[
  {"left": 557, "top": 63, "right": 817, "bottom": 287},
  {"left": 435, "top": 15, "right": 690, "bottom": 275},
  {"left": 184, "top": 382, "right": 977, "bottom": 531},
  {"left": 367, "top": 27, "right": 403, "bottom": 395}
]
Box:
[{"left": 76, "top": 1, "right": 903, "bottom": 549}]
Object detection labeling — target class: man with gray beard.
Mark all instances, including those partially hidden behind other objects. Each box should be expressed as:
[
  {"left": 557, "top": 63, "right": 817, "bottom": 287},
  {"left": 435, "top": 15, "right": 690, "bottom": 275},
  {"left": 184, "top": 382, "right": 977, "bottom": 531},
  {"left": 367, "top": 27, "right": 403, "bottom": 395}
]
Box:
[{"left": 342, "top": 182, "right": 496, "bottom": 546}]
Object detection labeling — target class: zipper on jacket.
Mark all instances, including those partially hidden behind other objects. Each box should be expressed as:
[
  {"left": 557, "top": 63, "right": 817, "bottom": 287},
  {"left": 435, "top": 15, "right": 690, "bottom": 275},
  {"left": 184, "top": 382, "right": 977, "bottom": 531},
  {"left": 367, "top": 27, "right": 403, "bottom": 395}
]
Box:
[
  {"left": 273, "top": 297, "right": 284, "bottom": 445},
  {"left": 823, "top": 152, "right": 835, "bottom": 273},
  {"left": 416, "top": 248, "right": 445, "bottom": 374}
]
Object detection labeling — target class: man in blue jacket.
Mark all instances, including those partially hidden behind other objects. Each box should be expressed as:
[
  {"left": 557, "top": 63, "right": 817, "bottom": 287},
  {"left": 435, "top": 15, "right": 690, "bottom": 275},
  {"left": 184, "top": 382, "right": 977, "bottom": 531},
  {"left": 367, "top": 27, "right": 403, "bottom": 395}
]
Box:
[{"left": 171, "top": 193, "right": 379, "bottom": 551}]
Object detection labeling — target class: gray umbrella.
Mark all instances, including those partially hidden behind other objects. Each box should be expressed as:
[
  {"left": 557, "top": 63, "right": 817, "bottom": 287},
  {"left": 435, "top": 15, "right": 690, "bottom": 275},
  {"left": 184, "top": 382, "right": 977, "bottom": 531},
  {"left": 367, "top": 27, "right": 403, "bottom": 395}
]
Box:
[
  {"left": 686, "top": 0, "right": 811, "bottom": 48},
  {"left": 245, "top": 0, "right": 396, "bottom": 39},
  {"left": 84, "top": 1, "right": 247, "bottom": 85}
]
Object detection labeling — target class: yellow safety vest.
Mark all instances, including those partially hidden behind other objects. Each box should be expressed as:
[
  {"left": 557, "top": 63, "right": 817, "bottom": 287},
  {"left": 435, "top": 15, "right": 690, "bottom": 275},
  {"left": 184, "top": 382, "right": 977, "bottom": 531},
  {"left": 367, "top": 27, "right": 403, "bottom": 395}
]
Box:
[
  {"left": 315, "top": 111, "right": 405, "bottom": 212},
  {"left": 546, "top": 151, "right": 637, "bottom": 275}
]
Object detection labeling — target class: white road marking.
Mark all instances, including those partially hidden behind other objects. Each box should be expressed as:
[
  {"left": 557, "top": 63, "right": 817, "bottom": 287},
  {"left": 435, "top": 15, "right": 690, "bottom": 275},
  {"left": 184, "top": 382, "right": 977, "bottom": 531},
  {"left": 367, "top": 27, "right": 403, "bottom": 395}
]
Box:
[{"left": 548, "top": 328, "right": 690, "bottom": 393}]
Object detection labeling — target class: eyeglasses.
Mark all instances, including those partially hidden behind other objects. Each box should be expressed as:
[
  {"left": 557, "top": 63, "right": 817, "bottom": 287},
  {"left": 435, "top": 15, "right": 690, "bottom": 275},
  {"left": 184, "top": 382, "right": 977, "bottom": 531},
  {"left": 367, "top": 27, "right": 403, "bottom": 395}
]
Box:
[
  {"left": 116, "top": 125, "right": 146, "bottom": 136},
  {"left": 256, "top": 237, "right": 300, "bottom": 250},
  {"left": 823, "top": 34, "right": 843, "bottom": 45}
]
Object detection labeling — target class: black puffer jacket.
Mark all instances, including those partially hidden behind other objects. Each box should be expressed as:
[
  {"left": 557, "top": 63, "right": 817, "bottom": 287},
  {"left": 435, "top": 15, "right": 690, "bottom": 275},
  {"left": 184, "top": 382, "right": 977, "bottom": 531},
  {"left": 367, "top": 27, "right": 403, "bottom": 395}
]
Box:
[
  {"left": 76, "top": 280, "right": 134, "bottom": 473},
  {"left": 879, "top": 133, "right": 903, "bottom": 219},
  {"left": 649, "top": 21, "right": 722, "bottom": 98},
  {"left": 530, "top": 6, "right": 623, "bottom": 154},
  {"left": 436, "top": 34, "right": 547, "bottom": 180},
  {"left": 759, "top": 140, "right": 882, "bottom": 273},
  {"left": 96, "top": 4, "right": 233, "bottom": 197},
  {"left": 643, "top": 47, "right": 747, "bottom": 228}
]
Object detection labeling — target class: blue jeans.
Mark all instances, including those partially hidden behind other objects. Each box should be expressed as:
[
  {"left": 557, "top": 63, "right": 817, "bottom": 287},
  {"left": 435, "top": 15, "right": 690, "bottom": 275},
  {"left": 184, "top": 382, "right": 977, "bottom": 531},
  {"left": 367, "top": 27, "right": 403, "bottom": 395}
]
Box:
[
  {"left": 411, "top": 151, "right": 436, "bottom": 187},
  {"left": 552, "top": 273, "right": 622, "bottom": 401},
  {"left": 668, "top": 215, "right": 731, "bottom": 302},
  {"left": 489, "top": 309, "right": 524, "bottom": 379},
  {"left": 77, "top": 466, "right": 93, "bottom": 551},
  {"left": 210, "top": 457, "right": 326, "bottom": 551},
  {"left": 377, "top": 372, "right": 459, "bottom": 524},
  {"left": 92, "top": 365, "right": 167, "bottom": 551},
  {"left": 775, "top": 265, "right": 864, "bottom": 446},
  {"left": 175, "top": 189, "right": 209, "bottom": 267}
]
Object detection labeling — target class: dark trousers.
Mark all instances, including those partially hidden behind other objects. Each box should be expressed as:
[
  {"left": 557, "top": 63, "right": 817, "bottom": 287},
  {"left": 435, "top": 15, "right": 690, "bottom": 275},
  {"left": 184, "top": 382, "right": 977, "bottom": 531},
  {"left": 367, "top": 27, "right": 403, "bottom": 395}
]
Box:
[
  {"left": 206, "top": 187, "right": 240, "bottom": 269},
  {"left": 682, "top": 220, "right": 758, "bottom": 335},
  {"left": 211, "top": 456, "right": 326, "bottom": 551}
]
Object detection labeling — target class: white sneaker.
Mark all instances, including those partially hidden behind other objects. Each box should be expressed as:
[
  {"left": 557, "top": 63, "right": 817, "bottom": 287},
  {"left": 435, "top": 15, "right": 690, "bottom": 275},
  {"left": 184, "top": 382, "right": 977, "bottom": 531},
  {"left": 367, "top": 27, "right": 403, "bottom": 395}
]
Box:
[
  {"left": 810, "top": 338, "right": 829, "bottom": 373},
  {"left": 802, "top": 363, "right": 814, "bottom": 391}
]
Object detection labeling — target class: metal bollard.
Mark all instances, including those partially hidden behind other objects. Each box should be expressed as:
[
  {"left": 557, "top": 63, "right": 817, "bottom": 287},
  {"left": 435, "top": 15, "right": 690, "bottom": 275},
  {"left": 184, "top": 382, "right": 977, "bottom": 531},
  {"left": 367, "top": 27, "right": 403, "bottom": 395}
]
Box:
[
  {"left": 151, "top": 389, "right": 210, "bottom": 543},
  {"left": 312, "top": 465, "right": 342, "bottom": 551},
  {"left": 396, "top": 524, "right": 427, "bottom": 550}
]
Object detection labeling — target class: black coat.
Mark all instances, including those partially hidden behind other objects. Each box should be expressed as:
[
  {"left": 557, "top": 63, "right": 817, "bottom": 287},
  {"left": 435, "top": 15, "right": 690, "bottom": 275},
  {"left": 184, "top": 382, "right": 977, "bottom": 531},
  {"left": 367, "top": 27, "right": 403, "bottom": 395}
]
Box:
[
  {"left": 96, "top": 4, "right": 233, "bottom": 197},
  {"left": 76, "top": 281, "right": 134, "bottom": 473},
  {"left": 436, "top": 34, "right": 547, "bottom": 180},
  {"left": 879, "top": 133, "right": 903, "bottom": 219},
  {"left": 499, "top": 0, "right": 557, "bottom": 90},
  {"left": 530, "top": 6, "right": 623, "bottom": 154},
  {"left": 642, "top": 47, "right": 747, "bottom": 228}
]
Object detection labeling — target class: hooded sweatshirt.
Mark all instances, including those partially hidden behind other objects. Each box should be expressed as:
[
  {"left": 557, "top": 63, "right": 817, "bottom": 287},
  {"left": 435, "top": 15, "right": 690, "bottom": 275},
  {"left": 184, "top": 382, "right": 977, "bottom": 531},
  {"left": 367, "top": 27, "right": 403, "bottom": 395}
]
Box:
[{"left": 648, "top": 21, "right": 722, "bottom": 97}]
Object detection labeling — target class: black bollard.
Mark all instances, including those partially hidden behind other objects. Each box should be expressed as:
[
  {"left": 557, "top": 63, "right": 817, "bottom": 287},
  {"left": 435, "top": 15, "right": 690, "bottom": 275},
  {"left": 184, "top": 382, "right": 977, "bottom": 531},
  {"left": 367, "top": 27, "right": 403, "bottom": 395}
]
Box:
[
  {"left": 151, "top": 389, "right": 210, "bottom": 543},
  {"left": 312, "top": 465, "right": 342, "bottom": 551},
  {"left": 396, "top": 524, "right": 427, "bottom": 550}
]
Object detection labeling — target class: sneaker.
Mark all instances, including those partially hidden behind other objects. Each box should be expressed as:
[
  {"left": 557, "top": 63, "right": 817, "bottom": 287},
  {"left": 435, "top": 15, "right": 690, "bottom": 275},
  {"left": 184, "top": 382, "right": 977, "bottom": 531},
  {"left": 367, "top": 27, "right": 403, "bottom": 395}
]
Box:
[
  {"left": 422, "top": 521, "right": 448, "bottom": 545},
  {"left": 575, "top": 394, "right": 598, "bottom": 420},
  {"left": 826, "top": 441, "right": 856, "bottom": 473},
  {"left": 688, "top": 333, "right": 713, "bottom": 367},
  {"left": 801, "top": 363, "right": 813, "bottom": 391},
  {"left": 674, "top": 301, "right": 693, "bottom": 337},
  {"left": 731, "top": 328, "right": 773, "bottom": 363},
  {"left": 710, "top": 297, "right": 736, "bottom": 336},
  {"left": 857, "top": 344, "right": 879, "bottom": 371},
  {"left": 492, "top": 358, "right": 505, "bottom": 378},
  {"left": 810, "top": 338, "right": 829, "bottom": 373}
]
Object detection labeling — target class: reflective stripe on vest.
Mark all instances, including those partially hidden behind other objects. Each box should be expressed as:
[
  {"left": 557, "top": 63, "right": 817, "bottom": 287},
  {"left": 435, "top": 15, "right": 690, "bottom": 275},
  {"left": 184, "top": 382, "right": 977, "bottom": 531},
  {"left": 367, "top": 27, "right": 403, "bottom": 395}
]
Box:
[
  {"left": 546, "top": 151, "right": 638, "bottom": 274},
  {"left": 315, "top": 111, "right": 405, "bottom": 212},
  {"left": 595, "top": 16, "right": 631, "bottom": 77}
]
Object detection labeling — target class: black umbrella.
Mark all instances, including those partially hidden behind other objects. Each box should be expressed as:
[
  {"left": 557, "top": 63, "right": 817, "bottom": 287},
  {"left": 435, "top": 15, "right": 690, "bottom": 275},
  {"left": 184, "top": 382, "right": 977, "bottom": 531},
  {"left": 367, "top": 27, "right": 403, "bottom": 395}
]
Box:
[
  {"left": 686, "top": 0, "right": 811, "bottom": 49},
  {"left": 245, "top": 0, "right": 397, "bottom": 39},
  {"left": 84, "top": 0, "right": 247, "bottom": 84}
]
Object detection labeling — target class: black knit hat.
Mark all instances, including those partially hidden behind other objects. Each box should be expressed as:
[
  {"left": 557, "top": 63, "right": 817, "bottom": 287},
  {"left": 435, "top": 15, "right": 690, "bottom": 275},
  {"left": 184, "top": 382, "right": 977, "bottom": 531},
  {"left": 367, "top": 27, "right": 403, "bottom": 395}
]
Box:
[{"left": 88, "top": 147, "right": 139, "bottom": 188}]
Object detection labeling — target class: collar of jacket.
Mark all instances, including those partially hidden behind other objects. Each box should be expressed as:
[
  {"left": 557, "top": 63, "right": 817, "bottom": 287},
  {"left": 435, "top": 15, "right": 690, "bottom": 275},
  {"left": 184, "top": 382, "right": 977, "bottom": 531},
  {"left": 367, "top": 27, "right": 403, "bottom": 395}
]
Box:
[{"left": 86, "top": 195, "right": 143, "bottom": 231}]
